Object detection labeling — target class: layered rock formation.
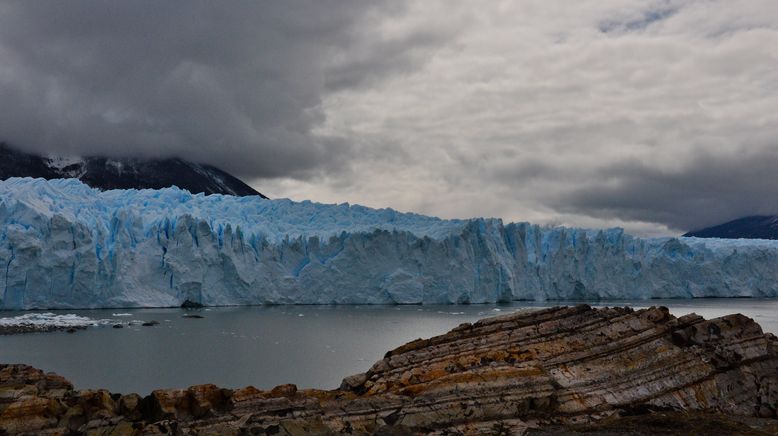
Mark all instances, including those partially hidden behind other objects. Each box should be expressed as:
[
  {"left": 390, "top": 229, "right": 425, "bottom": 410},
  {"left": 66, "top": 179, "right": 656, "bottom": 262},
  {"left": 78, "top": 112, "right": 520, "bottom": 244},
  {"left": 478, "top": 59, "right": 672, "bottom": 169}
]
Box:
[{"left": 2, "top": 305, "right": 778, "bottom": 435}]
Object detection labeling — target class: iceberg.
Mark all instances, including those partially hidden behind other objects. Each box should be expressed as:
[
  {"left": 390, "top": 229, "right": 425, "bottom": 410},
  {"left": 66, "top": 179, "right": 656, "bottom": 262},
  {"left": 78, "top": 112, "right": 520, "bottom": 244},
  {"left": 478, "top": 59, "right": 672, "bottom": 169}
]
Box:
[
  {"left": 0, "top": 312, "right": 120, "bottom": 329},
  {"left": 2, "top": 177, "right": 778, "bottom": 309}
]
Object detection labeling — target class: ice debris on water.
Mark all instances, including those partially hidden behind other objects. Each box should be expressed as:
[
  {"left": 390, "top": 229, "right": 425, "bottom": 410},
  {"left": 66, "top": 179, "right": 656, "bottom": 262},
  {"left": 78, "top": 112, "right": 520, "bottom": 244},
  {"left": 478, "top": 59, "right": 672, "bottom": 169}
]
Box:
[{"left": 0, "top": 313, "right": 116, "bottom": 328}]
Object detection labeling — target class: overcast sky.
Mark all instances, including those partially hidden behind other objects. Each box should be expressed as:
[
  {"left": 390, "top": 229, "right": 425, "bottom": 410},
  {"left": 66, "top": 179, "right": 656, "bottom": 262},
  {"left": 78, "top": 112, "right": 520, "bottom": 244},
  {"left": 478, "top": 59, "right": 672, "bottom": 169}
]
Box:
[{"left": 1, "top": 1, "right": 777, "bottom": 236}]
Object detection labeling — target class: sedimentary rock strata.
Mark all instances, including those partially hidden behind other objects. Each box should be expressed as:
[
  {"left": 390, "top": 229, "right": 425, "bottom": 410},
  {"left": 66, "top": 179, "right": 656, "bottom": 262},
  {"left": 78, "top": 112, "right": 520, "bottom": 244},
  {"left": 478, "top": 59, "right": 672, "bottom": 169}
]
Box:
[{"left": 2, "top": 305, "right": 777, "bottom": 435}]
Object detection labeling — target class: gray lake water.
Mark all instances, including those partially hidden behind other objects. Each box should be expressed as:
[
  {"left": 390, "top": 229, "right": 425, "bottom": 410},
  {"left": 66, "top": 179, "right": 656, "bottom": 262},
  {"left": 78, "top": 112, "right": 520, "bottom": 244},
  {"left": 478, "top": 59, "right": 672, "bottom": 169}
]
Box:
[{"left": 1, "top": 299, "right": 777, "bottom": 395}]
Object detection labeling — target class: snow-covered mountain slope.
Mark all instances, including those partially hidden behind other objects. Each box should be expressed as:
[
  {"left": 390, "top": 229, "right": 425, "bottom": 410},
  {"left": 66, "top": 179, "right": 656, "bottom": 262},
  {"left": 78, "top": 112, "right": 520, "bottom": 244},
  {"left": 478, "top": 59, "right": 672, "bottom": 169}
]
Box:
[
  {"left": 0, "top": 143, "right": 265, "bottom": 198},
  {"left": 2, "top": 178, "right": 778, "bottom": 309}
]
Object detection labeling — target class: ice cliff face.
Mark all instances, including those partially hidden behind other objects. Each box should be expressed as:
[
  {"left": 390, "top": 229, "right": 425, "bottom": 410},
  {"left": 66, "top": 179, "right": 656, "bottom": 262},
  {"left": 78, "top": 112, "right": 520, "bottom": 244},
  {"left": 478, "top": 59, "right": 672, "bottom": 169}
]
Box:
[{"left": 2, "top": 178, "right": 778, "bottom": 309}]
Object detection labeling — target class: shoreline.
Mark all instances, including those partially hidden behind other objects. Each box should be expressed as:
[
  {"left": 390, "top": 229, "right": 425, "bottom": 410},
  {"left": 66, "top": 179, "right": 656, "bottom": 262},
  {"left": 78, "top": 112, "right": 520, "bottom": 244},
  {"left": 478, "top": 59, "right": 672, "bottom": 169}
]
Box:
[
  {"left": 2, "top": 305, "right": 777, "bottom": 434},
  {"left": 0, "top": 294, "right": 771, "bottom": 313},
  {"left": 2, "top": 298, "right": 778, "bottom": 338}
]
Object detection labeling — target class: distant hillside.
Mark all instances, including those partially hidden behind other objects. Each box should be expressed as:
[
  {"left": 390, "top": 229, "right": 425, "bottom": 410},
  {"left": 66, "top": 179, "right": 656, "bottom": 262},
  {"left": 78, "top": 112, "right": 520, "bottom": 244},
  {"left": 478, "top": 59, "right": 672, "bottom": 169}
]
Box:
[
  {"left": 0, "top": 143, "right": 266, "bottom": 198},
  {"left": 684, "top": 216, "right": 778, "bottom": 240}
]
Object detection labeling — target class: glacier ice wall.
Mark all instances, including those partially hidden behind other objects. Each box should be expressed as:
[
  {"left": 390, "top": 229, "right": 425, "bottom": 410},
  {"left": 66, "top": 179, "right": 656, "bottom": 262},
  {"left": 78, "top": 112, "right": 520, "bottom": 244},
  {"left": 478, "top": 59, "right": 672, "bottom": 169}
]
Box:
[{"left": 2, "top": 177, "right": 778, "bottom": 309}]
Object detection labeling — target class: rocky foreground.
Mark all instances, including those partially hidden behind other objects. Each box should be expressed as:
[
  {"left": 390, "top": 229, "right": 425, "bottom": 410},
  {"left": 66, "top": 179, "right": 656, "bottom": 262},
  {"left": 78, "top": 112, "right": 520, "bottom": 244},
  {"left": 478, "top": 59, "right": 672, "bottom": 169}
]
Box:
[{"left": 2, "top": 305, "right": 778, "bottom": 435}]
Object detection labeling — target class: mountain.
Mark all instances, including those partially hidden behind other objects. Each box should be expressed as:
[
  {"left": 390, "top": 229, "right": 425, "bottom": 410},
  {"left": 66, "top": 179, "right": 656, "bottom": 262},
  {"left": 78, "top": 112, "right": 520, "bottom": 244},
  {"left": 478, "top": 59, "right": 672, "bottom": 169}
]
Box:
[
  {"left": 0, "top": 143, "right": 265, "bottom": 198},
  {"left": 3, "top": 177, "right": 778, "bottom": 309},
  {"left": 684, "top": 215, "right": 778, "bottom": 240}
]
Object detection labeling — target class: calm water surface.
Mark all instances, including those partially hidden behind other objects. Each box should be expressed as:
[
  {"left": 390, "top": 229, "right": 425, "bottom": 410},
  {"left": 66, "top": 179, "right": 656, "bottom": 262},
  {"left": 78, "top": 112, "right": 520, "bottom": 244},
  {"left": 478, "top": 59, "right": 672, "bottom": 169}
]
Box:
[{"left": 1, "top": 299, "right": 777, "bottom": 395}]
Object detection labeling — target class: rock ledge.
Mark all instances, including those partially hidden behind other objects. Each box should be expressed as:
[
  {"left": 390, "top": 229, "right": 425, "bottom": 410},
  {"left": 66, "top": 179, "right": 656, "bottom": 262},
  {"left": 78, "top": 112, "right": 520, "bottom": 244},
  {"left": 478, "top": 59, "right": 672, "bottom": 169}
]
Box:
[{"left": 2, "top": 305, "right": 777, "bottom": 435}]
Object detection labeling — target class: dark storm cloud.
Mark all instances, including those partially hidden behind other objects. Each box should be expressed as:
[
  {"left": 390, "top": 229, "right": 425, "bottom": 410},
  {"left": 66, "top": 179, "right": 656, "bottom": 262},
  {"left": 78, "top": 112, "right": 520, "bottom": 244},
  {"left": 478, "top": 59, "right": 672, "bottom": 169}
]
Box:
[
  {"left": 2, "top": 0, "right": 778, "bottom": 236},
  {"left": 269, "top": 0, "right": 778, "bottom": 235},
  {"left": 0, "top": 1, "right": 442, "bottom": 178},
  {"left": 551, "top": 149, "right": 778, "bottom": 232}
]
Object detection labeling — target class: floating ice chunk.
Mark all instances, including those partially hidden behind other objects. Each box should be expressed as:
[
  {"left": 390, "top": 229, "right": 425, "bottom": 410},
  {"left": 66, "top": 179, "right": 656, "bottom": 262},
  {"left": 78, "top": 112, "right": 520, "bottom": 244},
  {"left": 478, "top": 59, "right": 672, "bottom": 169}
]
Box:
[{"left": 0, "top": 313, "right": 113, "bottom": 328}]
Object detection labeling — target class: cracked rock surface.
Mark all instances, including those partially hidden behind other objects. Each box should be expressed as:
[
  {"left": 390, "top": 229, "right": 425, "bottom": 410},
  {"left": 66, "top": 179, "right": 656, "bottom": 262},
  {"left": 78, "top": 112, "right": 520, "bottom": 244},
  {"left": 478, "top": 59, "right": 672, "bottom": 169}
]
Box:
[{"left": 2, "top": 305, "right": 777, "bottom": 435}]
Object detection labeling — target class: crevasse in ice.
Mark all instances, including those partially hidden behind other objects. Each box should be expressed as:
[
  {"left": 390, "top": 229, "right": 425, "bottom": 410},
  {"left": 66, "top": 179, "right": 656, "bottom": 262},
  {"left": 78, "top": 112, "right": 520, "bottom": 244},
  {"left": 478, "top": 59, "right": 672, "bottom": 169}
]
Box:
[{"left": 2, "top": 177, "right": 777, "bottom": 309}]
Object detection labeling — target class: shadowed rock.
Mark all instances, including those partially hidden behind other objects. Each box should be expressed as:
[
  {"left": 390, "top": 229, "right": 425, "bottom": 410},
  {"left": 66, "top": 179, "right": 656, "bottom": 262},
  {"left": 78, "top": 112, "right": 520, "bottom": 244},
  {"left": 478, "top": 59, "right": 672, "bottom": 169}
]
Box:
[{"left": 2, "top": 305, "right": 777, "bottom": 435}]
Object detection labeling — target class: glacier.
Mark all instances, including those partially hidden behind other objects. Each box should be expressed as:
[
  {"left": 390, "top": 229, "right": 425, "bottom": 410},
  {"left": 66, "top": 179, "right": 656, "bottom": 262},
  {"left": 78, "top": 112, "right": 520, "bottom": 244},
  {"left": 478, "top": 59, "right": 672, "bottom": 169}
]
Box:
[{"left": 2, "top": 177, "right": 778, "bottom": 309}]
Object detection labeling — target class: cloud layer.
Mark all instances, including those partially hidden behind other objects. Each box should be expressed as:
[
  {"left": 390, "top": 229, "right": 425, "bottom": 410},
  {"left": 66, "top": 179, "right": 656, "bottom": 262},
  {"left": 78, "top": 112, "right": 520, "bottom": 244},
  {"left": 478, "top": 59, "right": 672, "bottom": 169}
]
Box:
[
  {"left": 0, "top": 1, "right": 441, "bottom": 178},
  {"left": 1, "top": 0, "right": 777, "bottom": 234}
]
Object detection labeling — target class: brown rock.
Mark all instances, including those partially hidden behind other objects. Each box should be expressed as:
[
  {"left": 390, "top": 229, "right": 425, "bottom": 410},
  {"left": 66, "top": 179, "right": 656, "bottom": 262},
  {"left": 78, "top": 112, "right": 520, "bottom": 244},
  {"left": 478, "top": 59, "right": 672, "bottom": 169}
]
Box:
[
  {"left": 230, "top": 385, "right": 263, "bottom": 403},
  {"left": 186, "top": 384, "right": 232, "bottom": 417},
  {"left": 269, "top": 383, "right": 298, "bottom": 398},
  {"left": 3, "top": 305, "right": 778, "bottom": 435},
  {"left": 146, "top": 388, "right": 186, "bottom": 420},
  {"left": 76, "top": 389, "right": 117, "bottom": 420},
  {"left": 339, "top": 373, "right": 367, "bottom": 392},
  {"left": 0, "top": 396, "right": 59, "bottom": 433},
  {"left": 118, "top": 393, "right": 143, "bottom": 421}
]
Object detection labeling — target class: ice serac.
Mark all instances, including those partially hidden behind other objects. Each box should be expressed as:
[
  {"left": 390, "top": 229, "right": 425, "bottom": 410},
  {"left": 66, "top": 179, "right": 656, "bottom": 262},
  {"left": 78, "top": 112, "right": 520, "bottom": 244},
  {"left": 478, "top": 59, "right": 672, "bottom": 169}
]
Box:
[{"left": 1, "top": 177, "right": 778, "bottom": 309}]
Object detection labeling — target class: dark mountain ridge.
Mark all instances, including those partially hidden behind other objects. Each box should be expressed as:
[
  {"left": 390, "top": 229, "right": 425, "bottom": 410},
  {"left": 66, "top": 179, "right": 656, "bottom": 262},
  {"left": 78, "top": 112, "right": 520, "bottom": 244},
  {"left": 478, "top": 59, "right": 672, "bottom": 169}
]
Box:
[
  {"left": 684, "top": 215, "right": 778, "bottom": 240},
  {"left": 0, "top": 143, "right": 266, "bottom": 198}
]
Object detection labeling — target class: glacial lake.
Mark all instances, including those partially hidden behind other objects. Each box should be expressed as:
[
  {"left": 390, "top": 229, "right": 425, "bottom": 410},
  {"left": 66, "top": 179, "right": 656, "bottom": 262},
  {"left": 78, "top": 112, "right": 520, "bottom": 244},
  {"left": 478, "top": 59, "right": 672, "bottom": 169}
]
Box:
[{"left": 2, "top": 299, "right": 778, "bottom": 395}]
